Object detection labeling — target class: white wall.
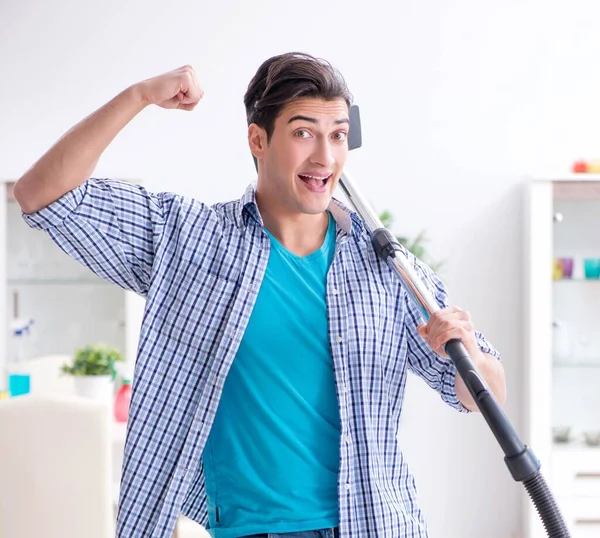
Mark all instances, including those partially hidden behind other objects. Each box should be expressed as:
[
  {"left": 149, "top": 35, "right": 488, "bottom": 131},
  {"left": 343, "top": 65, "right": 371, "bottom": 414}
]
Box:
[{"left": 3, "top": 0, "right": 600, "bottom": 536}]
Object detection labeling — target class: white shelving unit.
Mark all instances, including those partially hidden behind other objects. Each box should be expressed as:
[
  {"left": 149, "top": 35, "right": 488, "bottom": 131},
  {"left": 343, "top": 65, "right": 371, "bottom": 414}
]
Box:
[
  {"left": 525, "top": 175, "right": 600, "bottom": 538},
  {"left": 0, "top": 179, "right": 145, "bottom": 391},
  {"left": 0, "top": 181, "right": 7, "bottom": 391}
]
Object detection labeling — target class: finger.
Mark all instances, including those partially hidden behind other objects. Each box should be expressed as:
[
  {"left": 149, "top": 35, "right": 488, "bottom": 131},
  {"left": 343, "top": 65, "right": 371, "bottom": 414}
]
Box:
[
  {"left": 417, "top": 324, "right": 431, "bottom": 345},
  {"left": 180, "top": 92, "right": 198, "bottom": 105},
  {"left": 160, "top": 95, "right": 184, "bottom": 109},
  {"left": 429, "top": 325, "right": 474, "bottom": 352},
  {"left": 457, "top": 309, "right": 471, "bottom": 322},
  {"left": 432, "top": 314, "right": 473, "bottom": 335},
  {"left": 426, "top": 318, "right": 474, "bottom": 351},
  {"left": 427, "top": 308, "right": 470, "bottom": 335},
  {"left": 179, "top": 90, "right": 202, "bottom": 106},
  {"left": 434, "top": 306, "right": 465, "bottom": 321},
  {"left": 181, "top": 68, "right": 203, "bottom": 102},
  {"left": 427, "top": 306, "right": 461, "bottom": 326},
  {"left": 178, "top": 102, "right": 197, "bottom": 111}
]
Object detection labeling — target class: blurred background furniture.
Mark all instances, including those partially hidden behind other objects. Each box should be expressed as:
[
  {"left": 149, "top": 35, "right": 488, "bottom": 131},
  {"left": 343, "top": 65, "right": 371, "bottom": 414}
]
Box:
[{"left": 0, "top": 395, "right": 114, "bottom": 538}]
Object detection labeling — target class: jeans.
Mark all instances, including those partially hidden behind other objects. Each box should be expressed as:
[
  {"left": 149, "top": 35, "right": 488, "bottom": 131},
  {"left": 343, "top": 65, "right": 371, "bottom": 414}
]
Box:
[{"left": 241, "top": 529, "right": 339, "bottom": 538}]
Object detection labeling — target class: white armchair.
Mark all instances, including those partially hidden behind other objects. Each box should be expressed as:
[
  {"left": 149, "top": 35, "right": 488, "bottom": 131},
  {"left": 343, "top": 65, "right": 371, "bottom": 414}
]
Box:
[
  {"left": 0, "top": 392, "right": 210, "bottom": 538},
  {"left": 0, "top": 394, "right": 113, "bottom": 538}
]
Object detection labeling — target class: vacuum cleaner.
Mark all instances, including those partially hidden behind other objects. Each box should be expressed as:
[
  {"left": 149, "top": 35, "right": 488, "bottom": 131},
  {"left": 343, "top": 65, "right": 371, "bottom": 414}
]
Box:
[{"left": 341, "top": 105, "right": 570, "bottom": 538}]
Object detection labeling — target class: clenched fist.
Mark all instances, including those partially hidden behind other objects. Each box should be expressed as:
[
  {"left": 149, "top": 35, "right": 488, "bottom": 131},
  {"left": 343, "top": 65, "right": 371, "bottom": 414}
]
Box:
[{"left": 136, "top": 65, "right": 203, "bottom": 111}]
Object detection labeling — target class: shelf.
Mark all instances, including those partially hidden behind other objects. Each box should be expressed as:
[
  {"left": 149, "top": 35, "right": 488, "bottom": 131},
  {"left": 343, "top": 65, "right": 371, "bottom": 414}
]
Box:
[
  {"left": 8, "top": 278, "right": 111, "bottom": 286},
  {"left": 534, "top": 174, "right": 600, "bottom": 182},
  {"left": 552, "top": 439, "right": 600, "bottom": 448},
  {"left": 554, "top": 360, "right": 600, "bottom": 368},
  {"left": 554, "top": 278, "right": 600, "bottom": 282}
]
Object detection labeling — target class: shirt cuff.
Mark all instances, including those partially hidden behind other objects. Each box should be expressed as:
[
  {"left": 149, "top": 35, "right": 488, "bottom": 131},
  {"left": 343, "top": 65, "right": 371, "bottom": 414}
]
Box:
[
  {"left": 441, "top": 360, "right": 471, "bottom": 414},
  {"left": 21, "top": 182, "right": 89, "bottom": 230},
  {"left": 476, "top": 334, "right": 502, "bottom": 361},
  {"left": 442, "top": 338, "right": 502, "bottom": 414}
]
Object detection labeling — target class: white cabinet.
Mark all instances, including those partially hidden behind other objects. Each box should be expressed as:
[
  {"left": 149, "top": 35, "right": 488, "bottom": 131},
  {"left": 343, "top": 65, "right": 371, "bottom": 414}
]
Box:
[
  {"left": 0, "top": 179, "right": 145, "bottom": 391},
  {"left": 525, "top": 176, "right": 600, "bottom": 538},
  {"left": 551, "top": 448, "right": 600, "bottom": 536}
]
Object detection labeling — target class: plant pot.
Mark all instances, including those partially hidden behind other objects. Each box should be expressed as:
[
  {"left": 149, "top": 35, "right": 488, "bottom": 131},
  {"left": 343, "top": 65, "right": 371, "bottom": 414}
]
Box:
[{"left": 73, "top": 375, "right": 114, "bottom": 406}]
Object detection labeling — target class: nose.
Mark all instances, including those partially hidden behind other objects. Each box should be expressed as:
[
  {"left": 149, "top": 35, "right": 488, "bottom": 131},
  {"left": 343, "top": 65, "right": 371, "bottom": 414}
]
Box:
[{"left": 311, "top": 139, "right": 335, "bottom": 168}]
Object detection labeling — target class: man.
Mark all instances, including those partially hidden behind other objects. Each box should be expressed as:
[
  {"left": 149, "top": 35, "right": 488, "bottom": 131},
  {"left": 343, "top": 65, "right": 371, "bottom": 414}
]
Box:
[{"left": 14, "top": 52, "right": 505, "bottom": 538}]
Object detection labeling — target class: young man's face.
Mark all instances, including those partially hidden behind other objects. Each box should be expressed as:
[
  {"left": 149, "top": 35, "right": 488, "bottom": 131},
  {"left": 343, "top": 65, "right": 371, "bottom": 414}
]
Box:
[{"left": 250, "top": 97, "right": 350, "bottom": 217}]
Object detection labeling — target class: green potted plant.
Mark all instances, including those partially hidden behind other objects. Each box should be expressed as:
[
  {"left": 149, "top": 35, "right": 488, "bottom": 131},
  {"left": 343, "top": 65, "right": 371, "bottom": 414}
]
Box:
[
  {"left": 60, "top": 344, "right": 124, "bottom": 404},
  {"left": 379, "top": 210, "right": 444, "bottom": 273}
]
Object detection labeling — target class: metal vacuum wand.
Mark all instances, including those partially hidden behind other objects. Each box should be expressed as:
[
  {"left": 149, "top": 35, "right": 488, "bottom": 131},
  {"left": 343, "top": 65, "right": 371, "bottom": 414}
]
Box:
[
  {"left": 337, "top": 170, "right": 440, "bottom": 322},
  {"left": 339, "top": 104, "right": 570, "bottom": 536}
]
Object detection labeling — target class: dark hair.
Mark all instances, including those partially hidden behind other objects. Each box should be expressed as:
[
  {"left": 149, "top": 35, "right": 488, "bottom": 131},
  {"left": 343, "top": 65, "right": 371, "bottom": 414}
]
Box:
[{"left": 244, "top": 52, "right": 353, "bottom": 142}]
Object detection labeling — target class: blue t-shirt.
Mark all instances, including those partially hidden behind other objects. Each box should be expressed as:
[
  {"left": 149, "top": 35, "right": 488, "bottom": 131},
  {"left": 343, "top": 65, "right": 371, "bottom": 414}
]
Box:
[{"left": 202, "top": 213, "right": 340, "bottom": 537}]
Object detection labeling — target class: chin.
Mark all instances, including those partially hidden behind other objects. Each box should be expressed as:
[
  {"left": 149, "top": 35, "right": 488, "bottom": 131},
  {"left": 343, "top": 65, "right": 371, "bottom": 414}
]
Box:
[{"left": 299, "top": 201, "right": 332, "bottom": 215}]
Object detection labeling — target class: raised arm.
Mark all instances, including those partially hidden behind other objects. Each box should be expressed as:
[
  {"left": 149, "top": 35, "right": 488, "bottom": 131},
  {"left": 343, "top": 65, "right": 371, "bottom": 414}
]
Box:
[
  {"left": 14, "top": 65, "right": 203, "bottom": 214},
  {"left": 15, "top": 66, "right": 204, "bottom": 295}
]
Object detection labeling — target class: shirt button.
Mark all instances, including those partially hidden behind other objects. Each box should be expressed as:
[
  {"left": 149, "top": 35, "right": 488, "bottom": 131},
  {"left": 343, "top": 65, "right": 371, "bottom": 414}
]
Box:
[
  {"left": 345, "top": 483, "right": 351, "bottom": 491},
  {"left": 332, "top": 288, "right": 339, "bottom": 295},
  {"left": 345, "top": 435, "right": 351, "bottom": 444},
  {"left": 336, "top": 336, "right": 343, "bottom": 343}
]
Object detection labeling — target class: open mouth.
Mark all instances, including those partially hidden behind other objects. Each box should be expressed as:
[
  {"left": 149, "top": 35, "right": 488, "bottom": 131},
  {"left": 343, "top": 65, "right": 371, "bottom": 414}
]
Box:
[{"left": 297, "top": 173, "right": 332, "bottom": 192}]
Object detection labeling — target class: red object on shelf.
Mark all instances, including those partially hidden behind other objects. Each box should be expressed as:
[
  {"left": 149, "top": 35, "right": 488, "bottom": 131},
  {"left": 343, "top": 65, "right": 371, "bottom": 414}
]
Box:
[
  {"left": 572, "top": 160, "right": 588, "bottom": 173},
  {"left": 114, "top": 379, "right": 132, "bottom": 423}
]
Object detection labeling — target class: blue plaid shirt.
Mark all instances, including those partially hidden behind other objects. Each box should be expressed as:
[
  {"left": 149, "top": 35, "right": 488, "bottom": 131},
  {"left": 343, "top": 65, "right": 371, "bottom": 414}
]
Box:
[{"left": 23, "top": 179, "right": 499, "bottom": 538}]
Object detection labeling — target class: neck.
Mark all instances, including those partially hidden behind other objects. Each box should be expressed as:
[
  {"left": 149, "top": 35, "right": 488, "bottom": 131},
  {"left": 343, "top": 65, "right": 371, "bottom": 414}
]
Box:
[{"left": 256, "top": 194, "right": 330, "bottom": 257}]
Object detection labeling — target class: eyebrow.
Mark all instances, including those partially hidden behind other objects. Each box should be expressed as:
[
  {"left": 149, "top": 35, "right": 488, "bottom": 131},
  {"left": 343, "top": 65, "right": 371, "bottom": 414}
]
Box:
[{"left": 287, "top": 115, "right": 350, "bottom": 125}]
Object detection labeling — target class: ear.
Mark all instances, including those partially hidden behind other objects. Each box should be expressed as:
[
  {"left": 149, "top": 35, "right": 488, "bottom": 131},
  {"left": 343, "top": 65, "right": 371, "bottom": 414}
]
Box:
[{"left": 248, "top": 123, "right": 267, "bottom": 162}]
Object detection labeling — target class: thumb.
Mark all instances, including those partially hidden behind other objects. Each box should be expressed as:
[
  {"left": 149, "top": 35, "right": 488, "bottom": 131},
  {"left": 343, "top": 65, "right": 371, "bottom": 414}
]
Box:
[{"left": 417, "top": 324, "right": 427, "bottom": 338}]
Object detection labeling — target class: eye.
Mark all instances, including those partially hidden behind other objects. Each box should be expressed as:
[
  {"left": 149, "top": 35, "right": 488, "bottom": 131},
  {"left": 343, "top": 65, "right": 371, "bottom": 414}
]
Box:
[
  {"left": 294, "top": 129, "right": 312, "bottom": 139},
  {"left": 333, "top": 131, "right": 348, "bottom": 142}
]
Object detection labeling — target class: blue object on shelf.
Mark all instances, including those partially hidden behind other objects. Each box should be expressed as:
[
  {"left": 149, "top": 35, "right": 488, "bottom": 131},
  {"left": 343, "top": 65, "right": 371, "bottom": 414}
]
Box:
[
  {"left": 8, "top": 373, "right": 30, "bottom": 397},
  {"left": 584, "top": 258, "right": 600, "bottom": 279}
]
